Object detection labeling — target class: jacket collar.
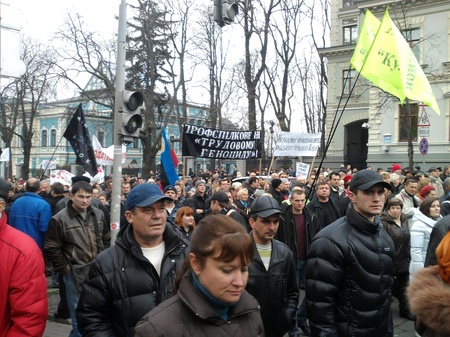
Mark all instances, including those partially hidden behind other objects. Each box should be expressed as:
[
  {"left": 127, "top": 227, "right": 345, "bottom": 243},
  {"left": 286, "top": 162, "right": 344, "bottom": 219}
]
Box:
[
  {"left": 346, "top": 204, "right": 381, "bottom": 234},
  {"left": 178, "top": 271, "right": 260, "bottom": 323},
  {"left": 66, "top": 200, "right": 93, "bottom": 218},
  {"left": 116, "top": 221, "right": 187, "bottom": 257}
]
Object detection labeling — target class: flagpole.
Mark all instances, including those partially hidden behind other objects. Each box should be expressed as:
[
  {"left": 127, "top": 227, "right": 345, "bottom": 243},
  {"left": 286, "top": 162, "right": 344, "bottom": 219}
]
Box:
[
  {"left": 110, "top": 0, "right": 128, "bottom": 245},
  {"left": 314, "top": 9, "right": 382, "bottom": 176},
  {"left": 40, "top": 135, "right": 65, "bottom": 179}
]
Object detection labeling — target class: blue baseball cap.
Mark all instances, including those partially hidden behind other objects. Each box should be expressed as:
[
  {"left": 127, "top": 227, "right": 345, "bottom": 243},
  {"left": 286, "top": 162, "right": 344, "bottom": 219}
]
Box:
[{"left": 125, "top": 183, "right": 172, "bottom": 211}]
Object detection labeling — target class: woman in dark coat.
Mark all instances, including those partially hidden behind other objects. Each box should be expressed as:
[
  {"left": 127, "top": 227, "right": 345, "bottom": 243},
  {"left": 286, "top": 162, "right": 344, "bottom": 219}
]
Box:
[
  {"left": 174, "top": 206, "right": 196, "bottom": 241},
  {"left": 380, "top": 197, "right": 414, "bottom": 320},
  {"left": 134, "top": 215, "right": 264, "bottom": 337}
]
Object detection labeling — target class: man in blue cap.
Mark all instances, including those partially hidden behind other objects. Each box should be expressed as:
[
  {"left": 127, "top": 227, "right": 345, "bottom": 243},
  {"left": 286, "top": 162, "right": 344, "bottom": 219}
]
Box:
[{"left": 76, "top": 183, "right": 190, "bottom": 337}]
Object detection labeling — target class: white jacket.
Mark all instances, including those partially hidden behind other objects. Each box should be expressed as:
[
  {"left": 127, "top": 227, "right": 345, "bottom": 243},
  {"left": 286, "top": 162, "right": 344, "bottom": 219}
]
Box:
[
  {"left": 395, "top": 189, "right": 420, "bottom": 228},
  {"left": 410, "top": 209, "right": 438, "bottom": 276}
]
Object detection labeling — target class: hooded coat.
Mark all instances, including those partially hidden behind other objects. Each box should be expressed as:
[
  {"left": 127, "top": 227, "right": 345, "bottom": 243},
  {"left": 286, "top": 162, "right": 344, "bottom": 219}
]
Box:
[
  {"left": 410, "top": 209, "right": 438, "bottom": 276},
  {"left": 134, "top": 271, "right": 264, "bottom": 337}
]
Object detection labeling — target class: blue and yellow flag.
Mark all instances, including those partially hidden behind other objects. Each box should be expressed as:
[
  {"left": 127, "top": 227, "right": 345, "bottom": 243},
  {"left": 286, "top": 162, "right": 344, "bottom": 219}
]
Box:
[{"left": 351, "top": 9, "right": 440, "bottom": 114}]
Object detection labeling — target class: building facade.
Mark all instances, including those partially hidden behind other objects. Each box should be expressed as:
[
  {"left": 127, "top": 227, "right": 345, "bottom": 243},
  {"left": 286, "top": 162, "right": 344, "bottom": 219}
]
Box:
[
  {"left": 321, "top": 0, "right": 450, "bottom": 171},
  {"left": 7, "top": 97, "right": 214, "bottom": 178}
]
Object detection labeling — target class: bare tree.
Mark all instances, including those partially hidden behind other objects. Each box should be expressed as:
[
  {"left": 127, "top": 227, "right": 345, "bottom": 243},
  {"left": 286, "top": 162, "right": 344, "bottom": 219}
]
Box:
[
  {"left": 165, "top": 0, "right": 196, "bottom": 133},
  {"left": 240, "top": 0, "right": 281, "bottom": 131},
  {"left": 53, "top": 13, "right": 117, "bottom": 110},
  {"left": 302, "top": 0, "right": 329, "bottom": 153},
  {"left": 264, "top": 0, "right": 304, "bottom": 131},
  {"left": 1, "top": 38, "right": 59, "bottom": 178}
]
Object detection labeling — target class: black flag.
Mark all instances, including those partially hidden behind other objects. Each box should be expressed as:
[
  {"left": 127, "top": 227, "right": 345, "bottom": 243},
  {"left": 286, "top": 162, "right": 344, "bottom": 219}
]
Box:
[{"left": 63, "top": 104, "right": 98, "bottom": 177}]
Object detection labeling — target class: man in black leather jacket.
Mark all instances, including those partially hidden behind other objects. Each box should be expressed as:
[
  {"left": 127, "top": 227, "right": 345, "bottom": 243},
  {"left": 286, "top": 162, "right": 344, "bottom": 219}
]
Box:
[
  {"left": 76, "top": 183, "right": 189, "bottom": 337},
  {"left": 246, "top": 196, "right": 299, "bottom": 337},
  {"left": 305, "top": 170, "right": 395, "bottom": 336}
]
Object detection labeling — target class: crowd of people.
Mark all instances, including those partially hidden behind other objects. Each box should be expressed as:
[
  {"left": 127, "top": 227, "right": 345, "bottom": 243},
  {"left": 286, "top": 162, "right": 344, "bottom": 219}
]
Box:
[{"left": 2, "top": 162, "right": 450, "bottom": 336}]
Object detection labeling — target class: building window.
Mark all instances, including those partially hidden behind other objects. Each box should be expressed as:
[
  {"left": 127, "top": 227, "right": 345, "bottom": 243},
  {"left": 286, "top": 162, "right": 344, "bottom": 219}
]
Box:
[
  {"left": 342, "top": 69, "right": 356, "bottom": 95},
  {"left": 402, "top": 28, "right": 421, "bottom": 61},
  {"left": 399, "top": 103, "right": 418, "bottom": 142},
  {"left": 343, "top": 18, "right": 358, "bottom": 45},
  {"left": 41, "top": 130, "right": 48, "bottom": 147},
  {"left": 98, "top": 130, "right": 105, "bottom": 146},
  {"left": 50, "top": 129, "right": 56, "bottom": 147}
]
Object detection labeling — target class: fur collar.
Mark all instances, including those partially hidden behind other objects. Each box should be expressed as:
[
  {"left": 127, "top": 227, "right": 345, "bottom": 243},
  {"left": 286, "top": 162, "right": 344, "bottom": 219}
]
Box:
[{"left": 407, "top": 265, "right": 450, "bottom": 335}]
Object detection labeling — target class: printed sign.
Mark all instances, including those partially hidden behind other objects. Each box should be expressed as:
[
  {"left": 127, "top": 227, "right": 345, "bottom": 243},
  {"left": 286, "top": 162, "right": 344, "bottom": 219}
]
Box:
[{"left": 182, "top": 124, "right": 262, "bottom": 159}]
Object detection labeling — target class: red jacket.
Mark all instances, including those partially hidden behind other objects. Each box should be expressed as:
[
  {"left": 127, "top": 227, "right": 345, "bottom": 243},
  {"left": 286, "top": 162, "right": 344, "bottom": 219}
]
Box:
[{"left": 0, "top": 211, "right": 48, "bottom": 337}]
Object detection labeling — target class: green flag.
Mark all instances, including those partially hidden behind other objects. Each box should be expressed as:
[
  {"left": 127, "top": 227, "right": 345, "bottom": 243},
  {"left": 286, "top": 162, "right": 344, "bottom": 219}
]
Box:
[
  {"left": 350, "top": 10, "right": 380, "bottom": 72},
  {"left": 351, "top": 9, "right": 440, "bottom": 115}
]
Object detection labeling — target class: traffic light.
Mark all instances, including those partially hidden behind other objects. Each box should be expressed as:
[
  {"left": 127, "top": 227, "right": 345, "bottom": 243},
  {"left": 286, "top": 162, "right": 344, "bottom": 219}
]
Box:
[
  {"left": 214, "top": 0, "right": 238, "bottom": 27},
  {"left": 120, "top": 90, "right": 144, "bottom": 144}
]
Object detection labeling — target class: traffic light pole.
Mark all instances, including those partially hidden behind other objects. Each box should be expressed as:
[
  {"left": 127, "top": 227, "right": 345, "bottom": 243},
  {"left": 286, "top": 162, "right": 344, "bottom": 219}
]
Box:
[{"left": 110, "top": 0, "right": 128, "bottom": 245}]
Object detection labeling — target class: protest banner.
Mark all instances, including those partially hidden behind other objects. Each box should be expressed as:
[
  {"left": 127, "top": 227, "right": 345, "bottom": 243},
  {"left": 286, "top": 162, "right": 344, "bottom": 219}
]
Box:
[
  {"left": 182, "top": 124, "right": 262, "bottom": 159},
  {"left": 274, "top": 132, "right": 321, "bottom": 157}
]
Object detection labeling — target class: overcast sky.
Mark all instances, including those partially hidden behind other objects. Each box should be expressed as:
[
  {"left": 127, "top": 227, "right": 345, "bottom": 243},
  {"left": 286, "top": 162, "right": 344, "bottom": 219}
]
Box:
[{"left": 16, "top": 0, "right": 119, "bottom": 40}]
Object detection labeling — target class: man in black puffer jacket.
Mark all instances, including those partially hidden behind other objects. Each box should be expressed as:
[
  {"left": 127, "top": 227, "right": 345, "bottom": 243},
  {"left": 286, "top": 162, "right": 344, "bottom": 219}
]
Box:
[
  {"left": 76, "top": 183, "right": 189, "bottom": 337},
  {"left": 306, "top": 170, "right": 395, "bottom": 337}
]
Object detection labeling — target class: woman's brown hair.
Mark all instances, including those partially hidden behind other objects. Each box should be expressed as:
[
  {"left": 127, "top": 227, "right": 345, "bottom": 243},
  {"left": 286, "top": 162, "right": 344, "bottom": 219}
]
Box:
[
  {"left": 419, "top": 196, "right": 439, "bottom": 218},
  {"left": 175, "top": 214, "right": 254, "bottom": 289}
]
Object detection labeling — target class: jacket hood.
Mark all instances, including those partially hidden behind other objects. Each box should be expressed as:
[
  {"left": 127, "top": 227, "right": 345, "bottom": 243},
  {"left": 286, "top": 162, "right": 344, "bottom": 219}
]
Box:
[
  {"left": 412, "top": 209, "right": 438, "bottom": 228},
  {"left": 407, "top": 265, "right": 450, "bottom": 335}
]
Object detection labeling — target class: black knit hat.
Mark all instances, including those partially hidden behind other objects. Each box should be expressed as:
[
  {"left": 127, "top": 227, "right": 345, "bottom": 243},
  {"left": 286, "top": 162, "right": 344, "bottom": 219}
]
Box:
[{"left": 271, "top": 179, "right": 282, "bottom": 190}]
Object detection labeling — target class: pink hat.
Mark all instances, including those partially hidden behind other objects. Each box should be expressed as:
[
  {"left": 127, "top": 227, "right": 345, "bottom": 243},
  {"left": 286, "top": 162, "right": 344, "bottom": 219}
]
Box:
[{"left": 392, "top": 164, "right": 402, "bottom": 172}]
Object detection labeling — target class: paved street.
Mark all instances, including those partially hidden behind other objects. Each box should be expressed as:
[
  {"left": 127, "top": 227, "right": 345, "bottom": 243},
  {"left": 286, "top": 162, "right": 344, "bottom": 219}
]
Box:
[
  {"left": 44, "top": 287, "right": 71, "bottom": 336},
  {"left": 43, "top": 282, "right": 416, "bottom": 336}
]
